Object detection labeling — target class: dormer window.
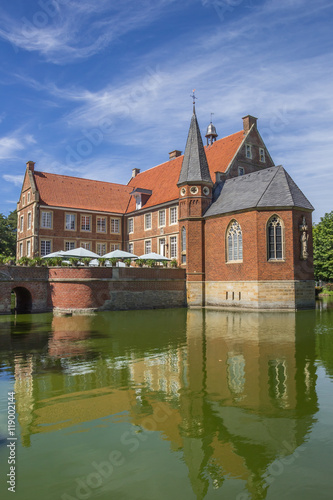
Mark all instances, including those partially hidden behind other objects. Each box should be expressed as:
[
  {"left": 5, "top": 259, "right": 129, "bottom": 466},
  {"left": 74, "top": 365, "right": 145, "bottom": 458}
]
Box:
[
  {"left": 135, "top": 194, "right": 142, "bottom": 210},
  {"left": 259, "top": 148, "right": 265, "bottom": 162},
  {"left": 245, "top": 144, "right": 252, "bottom": 159},
  {"left": 130, "top": 188, "right": 152, "bottom": 210},
  {"left": 238, "top": 166, "right": 245, "bottom": 176}
]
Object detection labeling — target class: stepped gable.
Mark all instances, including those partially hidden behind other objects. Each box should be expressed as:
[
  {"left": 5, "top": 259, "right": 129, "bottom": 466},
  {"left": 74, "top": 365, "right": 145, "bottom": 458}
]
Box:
[
  {"left": 204, "top": 166, "right": 314, "bottom": 217},
  {"left": 177, "top": 110, "right": 213, "bottom": 185},
  {"left": 126, "top": 131, "right": 244, "bottom": 212},
  {"left": 33, "top": 171, "right": 132, "bottom": 214}
]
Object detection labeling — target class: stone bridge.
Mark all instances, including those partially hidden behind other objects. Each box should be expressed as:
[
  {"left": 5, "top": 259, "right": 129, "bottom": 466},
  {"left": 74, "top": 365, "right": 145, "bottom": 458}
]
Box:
[{"left": 0, "top": 266, "right": 186, "bottom": 315}]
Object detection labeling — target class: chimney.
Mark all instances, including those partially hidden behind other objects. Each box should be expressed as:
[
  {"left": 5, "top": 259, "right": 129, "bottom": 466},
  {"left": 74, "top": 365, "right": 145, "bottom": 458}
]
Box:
[
  {"left": 169, "top": 150, "right": 182, "bottom": 160},
  {"left": 26, "top": 161, "right": 35, "bottom": 172},
  {"left": 242, "top": 115, "right": 258, "bottom": 134},
  {"left": 132, "top": 168, "right": 140, "bottom": 178}
]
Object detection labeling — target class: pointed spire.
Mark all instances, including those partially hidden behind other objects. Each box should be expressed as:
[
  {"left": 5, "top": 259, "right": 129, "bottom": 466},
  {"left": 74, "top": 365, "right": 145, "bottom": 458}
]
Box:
[{"left": 177, "top": 103, "right": 213, "bottom": 186}]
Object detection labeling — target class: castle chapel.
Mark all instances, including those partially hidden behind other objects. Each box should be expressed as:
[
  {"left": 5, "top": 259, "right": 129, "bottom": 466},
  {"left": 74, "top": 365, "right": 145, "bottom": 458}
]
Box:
[{"left": 17, "top": 105, "right": 315, "bottom": 310}]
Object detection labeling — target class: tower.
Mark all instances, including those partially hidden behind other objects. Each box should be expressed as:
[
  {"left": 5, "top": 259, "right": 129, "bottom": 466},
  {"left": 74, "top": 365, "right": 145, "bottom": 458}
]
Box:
[
  {"left": 177, "top": 94, "right": 213, "bottom": 306},
  {"left": 205, "top": 116, "right": 218, "bottom": 146}
]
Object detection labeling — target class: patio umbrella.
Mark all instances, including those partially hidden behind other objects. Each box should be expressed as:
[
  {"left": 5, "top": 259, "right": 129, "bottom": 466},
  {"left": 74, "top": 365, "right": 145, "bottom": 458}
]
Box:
[
  {"left": 62, "top": 247, "right": 100, "bottom": 258},
  {"left": 138, "top": 252, "right": 171, "bottom": 261},
  {"left": 102, "top": 250, "right": 138, "bottom": 259},
  {"left": 42, "top": 250, "right": 66, "bottom": 258}
]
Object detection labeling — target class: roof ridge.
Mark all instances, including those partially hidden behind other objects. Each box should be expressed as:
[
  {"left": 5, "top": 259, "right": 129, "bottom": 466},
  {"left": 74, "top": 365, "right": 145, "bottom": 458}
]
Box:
[{"left": 34, "top": 170, "right": 131, "bottom": 190}]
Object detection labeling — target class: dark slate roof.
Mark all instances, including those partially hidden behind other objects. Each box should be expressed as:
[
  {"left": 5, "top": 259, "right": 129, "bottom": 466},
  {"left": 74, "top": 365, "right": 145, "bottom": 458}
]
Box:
[
  {"left": 177, "top": 111, "right": 213, "bottom": 185},
  {"left": 204, "top": 166, "right": 314, "bottom": 217}
]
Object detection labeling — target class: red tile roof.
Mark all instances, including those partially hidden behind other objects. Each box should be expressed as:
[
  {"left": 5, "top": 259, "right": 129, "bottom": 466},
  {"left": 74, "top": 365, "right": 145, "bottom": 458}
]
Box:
[
  {"left": 126, "top": 130, "right": 244, "bottom": 212},
  {"left": 33, "top": 171, "right": 132, "bottom": 213},
  {"left": 32, "top": 130, "right": 244, "bottom": 214}
]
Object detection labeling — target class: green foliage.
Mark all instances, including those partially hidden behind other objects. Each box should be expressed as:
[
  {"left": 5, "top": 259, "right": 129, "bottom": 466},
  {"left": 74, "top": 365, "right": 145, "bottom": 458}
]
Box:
[
  {"left": 17, "top": 256, "right": 30, "bottom": 266},
  {"left": 98, "top": 258, "right": 106, "bottom": 267},
  {"left": 82, "top": 258, "right": 91, "bottom": 266},
  {"left": 135, "top": 259, "right": 145, "bottom": 267},
  {"left": 162, "top": 260, "right": 169, "bottom": 268},
  {"left": 124, "top": 259, "right": 131, "bottom": 267},
  {"left": 0, "top": 210, "right": 17, "bottom": 256},
  {"left": 34, "top": 257, "right": 44, "bottom": 267},
  {"left": 69, "top": 258, "right": 79, "bottom": 267},
  {"left": 170, "top": 259, "right": 178, "bottom": 268},
  {"left": 313, "top": 211, "right": 333, "bottom": 281},
  {"left": 325, "top": 283, "right": 333, "bottom": 292},
  {"left": 110, "top": 258, "right": 119, "bottom": 266}
]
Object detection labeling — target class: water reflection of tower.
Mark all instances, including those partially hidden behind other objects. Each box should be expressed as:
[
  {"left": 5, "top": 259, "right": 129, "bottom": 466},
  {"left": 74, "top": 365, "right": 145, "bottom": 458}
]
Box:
[
  {"left": 14, "top": 355, "right": 34, "bottom": 448},
  {"left": 178, "top": 309, "right": 318, "bottom": 500}
]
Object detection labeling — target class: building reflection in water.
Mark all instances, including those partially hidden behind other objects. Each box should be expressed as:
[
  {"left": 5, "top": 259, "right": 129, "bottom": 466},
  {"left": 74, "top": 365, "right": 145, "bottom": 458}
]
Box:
[{"left": 7, "top": 308, "right": 318, "bottom": 499}]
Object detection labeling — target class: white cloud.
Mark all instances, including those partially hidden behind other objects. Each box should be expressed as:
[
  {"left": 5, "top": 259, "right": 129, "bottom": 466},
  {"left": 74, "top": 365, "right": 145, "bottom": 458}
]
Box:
[{"left": 3, "top": 174, "right": 24, "bottom": 187}]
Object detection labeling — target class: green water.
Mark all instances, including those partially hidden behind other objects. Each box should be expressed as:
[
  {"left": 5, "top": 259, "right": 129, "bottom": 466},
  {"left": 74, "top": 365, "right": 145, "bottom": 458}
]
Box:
[{"left": 0, "top": 301, "right": 333, "bottom": 500}]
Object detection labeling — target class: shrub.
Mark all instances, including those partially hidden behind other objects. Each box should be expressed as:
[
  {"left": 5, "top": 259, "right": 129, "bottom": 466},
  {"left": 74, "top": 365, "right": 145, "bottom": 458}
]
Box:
[
  {"left": 34, "top": 257, "right": 44, "bottom": 267},
  {"left": 0, "top": 254, "right": 6, "bottom": 265},
  {"left": 162, "top": 260, "right": 169, "bottom": 268},
  {"left": 28, "top": 258, "right": 37, "bottom": 267},
  {"left": 135, "top": 259, "right": 145, "bottom": 267},
  {"left": 82, "top": 258, "right": 91, "bottom": 266},
  {"left": 170, "top": 259, "right": 178, "bottom": 268},
  {"left": 146, "top": 259, "right": 156, "bottom": 268},
  {"left": 5, "top": 256, "right": 16, "bottom": 265},
  {"left": 325, "top": 283, "right": 333, "bottom": 292},
  {"left": 124, "top": 259, "right": 131, "bottom": 267},
  {"left": 110, "top": 258, "right": 118, "bottom": 267},
  {"left": 69, "top": 258, "right": 79, "bottom": 267},
  {"left": 17, "top": 256, "right": 30, "bottom": 266},
  {"left": 98, "top": 258, "right": 106, "bottom": 267}
]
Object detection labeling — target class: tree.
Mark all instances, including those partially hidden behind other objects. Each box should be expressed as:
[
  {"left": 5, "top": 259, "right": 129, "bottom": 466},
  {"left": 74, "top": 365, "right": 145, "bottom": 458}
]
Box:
[
  {"left": 313, "top": 211, "right": 333, "bottom": 282},
  {"left": 0, "top": 210, "right": 17, "bottom": 256}
]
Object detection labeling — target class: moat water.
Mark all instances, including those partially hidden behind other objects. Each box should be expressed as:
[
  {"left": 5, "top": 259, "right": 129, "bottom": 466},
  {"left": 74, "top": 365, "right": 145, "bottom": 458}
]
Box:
[{"left": 1, "top": 301, "right": 333, "bottom": 500}]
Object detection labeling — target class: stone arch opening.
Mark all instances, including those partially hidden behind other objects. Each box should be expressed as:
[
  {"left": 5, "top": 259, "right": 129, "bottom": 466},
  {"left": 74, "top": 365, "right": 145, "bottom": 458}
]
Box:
[{"left": 11, "top": 287, "right": 32, "bottom": 314}]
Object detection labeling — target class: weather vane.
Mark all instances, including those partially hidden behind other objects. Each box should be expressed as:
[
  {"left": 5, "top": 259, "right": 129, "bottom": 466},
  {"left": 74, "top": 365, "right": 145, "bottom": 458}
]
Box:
[{"left": 190, "top": 89, "right": 198, "bottom": 112}]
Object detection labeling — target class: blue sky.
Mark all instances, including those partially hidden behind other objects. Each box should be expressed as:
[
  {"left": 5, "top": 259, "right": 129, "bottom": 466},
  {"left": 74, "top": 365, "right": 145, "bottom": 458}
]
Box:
[{"left": 0, "top": 0, "right": 332, "bottom": 223}]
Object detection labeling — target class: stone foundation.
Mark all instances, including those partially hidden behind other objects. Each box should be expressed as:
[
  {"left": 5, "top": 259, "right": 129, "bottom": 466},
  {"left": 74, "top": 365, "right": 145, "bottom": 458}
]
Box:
[{"left": 187, "top": 280, "right": 315, "bottom": 310}]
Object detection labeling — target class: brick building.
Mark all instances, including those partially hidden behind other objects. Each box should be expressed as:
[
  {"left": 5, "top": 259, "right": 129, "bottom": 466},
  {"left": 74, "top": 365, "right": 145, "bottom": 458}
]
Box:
[{"left": 17, "top": 107, "right": 315, "bottom": 309}]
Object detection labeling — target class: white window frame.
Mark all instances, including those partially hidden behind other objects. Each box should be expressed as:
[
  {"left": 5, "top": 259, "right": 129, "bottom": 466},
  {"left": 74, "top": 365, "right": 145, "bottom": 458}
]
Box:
[
  {"left": 40, "top": 240, "right": 51, "bottom": 256},
  {"left": 81, "top": 215, "right": 91, "bottom": 232},
  {"left": 170, "top": 207, "right": 178, "bottom": 225},
  {"left": 158, "top": 210, "right": 166, "bottom": 227},
  {"left": 22, "top": 195, "right": 25, "bottom": 206},
  {"left": 170, "top": 236, "right": 177, "bottom": 259},
  {"left": 259, "top": 148, "right": 266, "bottom": 163},
  {"left": 110, "top": 218, "right": 120, "bottom": 234},
  {"left": 128, "top": 242, "right": 134, "bottom": 254},
  {"left": 19, "top": 242, "right": 23, "bottom": 257},
  {"left": 128, "top": 218, "right": 134, "bottom": 234},
  {"left": 41, "top": 211, "right": 52, "bottom": 229},
  {"left": 158, "top": 237, "right": 166, "bottom": 257},
  {"left": 80, "top": 242, "right": 91, "bottom": 250},
  {"left": 145, "top": 239, "right": 152, "bottom": 254},
  {"left": 96, "top": 216, "right": 107, "bottom": 233},
  {"left": 27, "top": 192, "right": 31, "bottom": 203},
  {"left": 27, "top": 240, "right": 31, "bottom": 257},
  {"left": 111, "top": 243, "right": 120, "bottom": 251},
  {"left": 27, "top": 212, "right": 32, "bottom": 230},
  {"left": 245, "top": 144, "right": 252, "bottom": 159},
  {"left": 20, "top": 215, "right": 24, "bottom": 232},
  {"left": 145, "top": 213, "right": 152, "bottom": 230},
  {"left": 65, "top": 213, "right": 76, "bottom": 231},
  {"left": 96, "top": 242, "right": 107, "bottom": 256},
  {"left": 65, "top": 241, "right": 76, "bottom": 251}
]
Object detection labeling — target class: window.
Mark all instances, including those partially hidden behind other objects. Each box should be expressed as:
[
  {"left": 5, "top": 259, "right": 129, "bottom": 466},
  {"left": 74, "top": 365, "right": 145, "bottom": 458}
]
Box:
[
  {"left": 159, "top": 238, "right": 166, "bottom": 256},
  {"left": 65, "top": 241, "right": 75, "bottom": 251},
  {"left": 170, "top": 236, "right": 177, "bottom": 259},
  {"left": 181, "top": 226, "right": 186, "bottom": 264},
  {"left": 259, "top": 148, "right": 265, "bottom": 162},
  {"left": 135, "top": 194, "right": 142, "bottom": 210},
  {"left": 27, "top": 192, "right": 31, "bottom": 203},
  {"left": 81, "top": 216, "right": 91, "bottom": 232},
  {"left": 65, "top": 213, "right": 76, "bottom": 230},
  {"left": 97, "top": 217, "right": 107, "bottom": 233},
  {"left": 227, "top": 220, "right": 243, "bottom": 262},
  {"left": 41, "top": 211, "right": 52, "bottom": 229},
  {"left": 110, "top": 218, "right": 120, "bottom": 233},
  {"left": 159, "top": 210, "right": 166, "bottom": 227},
  {"left": 27, "top": 212, "right": 32, "bottom": 230},
  {"left": 41, "top": 240, "right": 51, "bottom": 256},
  {"left": 111, "top": 244, "right": 120, "bottom": 251},
  {"left": 19, "top": 243, "right": 23, "bottom": 257},
  {"left": 238, "top": 166, "right": 245, "bottom": 176},
  {"left": 128, "top": 218, "right": 134, "bottom": 234},
  {"left": 128, "top": 242, "right": 134, "bottom": 254},
  {"left": 81, "top": 242, "right": 91, "bottom": 250},
  {"left": 20, "top": 215, "right": 24, "bottom": 232},
  {"left": 245, "top": 144, "right": 252, "bottom": 159},
  {"left": 22, "top": 195, "right": 25, "bottom": 206},
  {"left": 96, "top": 243, "right": 107, "bottom": 256},
  {"left": 27, "top": 240, "right": 31, "bottom": 257},
  {"left": 170, "top": 207, "right": 178, "bottom": 225},
  {"left": 145, "top": 240, "right": 151, "bottom": 254},
  {"left": 145, "top": 213, "right": 152, "bottom": 230},
  {"left": 268, "top": 216, "right": 283, "bottom": 260}
]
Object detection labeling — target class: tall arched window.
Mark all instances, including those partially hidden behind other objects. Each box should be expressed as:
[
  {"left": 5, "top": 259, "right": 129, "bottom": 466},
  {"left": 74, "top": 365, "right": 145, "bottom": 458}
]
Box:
[
  {"left": 227, "top": 220, "right": 243, "bottom": 262},
  {"left": 267, "top": 216, "right": 283, "bottom": 260},
  {"left": 181, "top": 226, "right": 186, "bottom": 264}
]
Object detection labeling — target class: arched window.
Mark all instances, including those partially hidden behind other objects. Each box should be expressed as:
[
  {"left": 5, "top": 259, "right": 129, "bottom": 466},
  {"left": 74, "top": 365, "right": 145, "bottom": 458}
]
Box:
[
  {"left": 227, "top": 220, "right": 243, "bottom": 262},
  {"left": 181, "top": 226, "right": 186, "bottom": 264},
  {"left": 267, "top": 216, "right": 283, "bottom": 260}
]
